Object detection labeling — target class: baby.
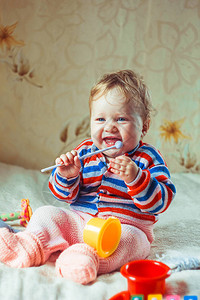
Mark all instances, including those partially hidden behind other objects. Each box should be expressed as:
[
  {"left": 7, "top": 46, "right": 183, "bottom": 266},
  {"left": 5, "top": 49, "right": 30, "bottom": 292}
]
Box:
[{"left": 0, "top": 69, "right": 176, "bottom": 285}]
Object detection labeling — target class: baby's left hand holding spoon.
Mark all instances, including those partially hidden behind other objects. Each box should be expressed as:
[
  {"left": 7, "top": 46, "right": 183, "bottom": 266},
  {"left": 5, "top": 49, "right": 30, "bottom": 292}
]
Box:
[{"left": 56, "top": 150, "right": 82, "bottom": 179}]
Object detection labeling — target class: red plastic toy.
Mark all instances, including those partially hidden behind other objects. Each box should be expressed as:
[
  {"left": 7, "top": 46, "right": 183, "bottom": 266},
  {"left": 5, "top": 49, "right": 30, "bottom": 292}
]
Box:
[{"left": 109, "top": 259, "right": 171, "bottom": 300}]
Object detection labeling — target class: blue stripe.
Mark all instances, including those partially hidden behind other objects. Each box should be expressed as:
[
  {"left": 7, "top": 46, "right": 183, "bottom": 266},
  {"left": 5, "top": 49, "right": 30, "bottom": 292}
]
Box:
[
  {"left": 141, "top": 145, "right": 165, "bottom": 164},
  {"left": 71, "top": 202, "right": 98, "bottom": 214},
  {"left": 149, "top": 165, "right": 170, "bottom": 178},
  {"left": 83, "top": 165, "right": 101, "bottom": 173},
  {"left": 54, "top": 185, "right": 71, "bottom": 197},
  {"left": 79, "top": 148, "right": 91, "bottom": 157},
  {"left": 134, "top": 160, "right": 145, "bottom": 169},
  {"left": 137, "top": 179, "right": 158, "bottom": 202},
  {"left": 82, "top": 160, "right": 106, "bottom": 174},
  {"left": 56, "top": 173, "right": 77, "bottom": 185},
  {"left": 98, "top": 201, "right": 152, "bottom": 216},
  {"left": 82, "top": 185, "right": 101, "bottom": 193},
  {"left": 148, "top": 183, "right": 165, "bottom": 213},
  {"left": 78, "top": 195, "right": 99, "bottom": 203},
  {"left": 103, "top": 176, "right": 127, "bottom": 189},
  {"left": 167, "top": 183, "right": 176, "bottom": 193}
]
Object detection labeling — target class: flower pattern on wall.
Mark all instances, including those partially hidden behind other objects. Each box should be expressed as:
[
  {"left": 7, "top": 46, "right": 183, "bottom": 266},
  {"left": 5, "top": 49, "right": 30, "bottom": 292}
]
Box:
[
  {"left": 185, "top": 0, "right": 200, "bottom": 18},
  {"left": 0, "top": 22, "right": 24, "bottom": 49},
  {"left": 59, "top": 115, "right": 91, "bottom": 156},
  {"left": 160, "top": 119, "right": 190, "bottom": 144},
  {"left": 160, "top": 118, "right": 200, "bottom": 172},
  {"left": 0, "top": 22, "right": 42, "bottom": 88},
  {"left": 94, "top": 0, "right": 145, "bottom": 24},
  {"left": 135, "top": 22, "right": 200, "bottom": 93}
]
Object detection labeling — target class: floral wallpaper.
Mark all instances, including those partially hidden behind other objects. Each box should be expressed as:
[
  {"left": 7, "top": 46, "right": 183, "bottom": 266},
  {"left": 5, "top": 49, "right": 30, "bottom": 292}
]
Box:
[{"left": 0, "top": 0, "right": 200, "bottom": 173}]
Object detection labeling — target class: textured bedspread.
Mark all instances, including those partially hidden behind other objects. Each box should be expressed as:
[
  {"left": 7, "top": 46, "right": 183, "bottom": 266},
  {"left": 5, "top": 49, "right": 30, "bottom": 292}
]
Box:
[{"left": 0, "top": 162, "right": 199, "bottom": 299}]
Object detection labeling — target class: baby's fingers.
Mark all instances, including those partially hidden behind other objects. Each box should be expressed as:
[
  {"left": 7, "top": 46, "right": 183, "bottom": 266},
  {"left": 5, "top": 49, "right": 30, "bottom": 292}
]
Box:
[
  {"left": 109, "top": 159, "right": 126, "bottom": 171},
  {"left": 65, "top": 151, "right": 76, "bottom": 164},
  {"left": 74, "top": 155, "right": 81, "bottom": 169},
  {"left": 58, "top": 151, "right": 75, "bottom": 165},
  {"left": 58, "top": 154, "right": 68, "bottom": 165},
  {"left": 55, "top": 157, "right": 64, "bottom": 166}
]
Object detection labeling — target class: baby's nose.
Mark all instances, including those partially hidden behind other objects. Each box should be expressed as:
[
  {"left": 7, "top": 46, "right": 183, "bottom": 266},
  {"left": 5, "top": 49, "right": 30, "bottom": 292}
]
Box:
[{"left": 104, "top": 120, "right": 118, "bottom": 132}]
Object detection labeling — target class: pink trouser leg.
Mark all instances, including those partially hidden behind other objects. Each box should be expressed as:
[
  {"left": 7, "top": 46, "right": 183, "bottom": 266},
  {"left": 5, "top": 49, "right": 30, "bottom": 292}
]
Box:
[
  {"left": 0, "top": 205, "right": 151, "bottom": 285},
  {"left": 55, "top": 223, "right": 151, "bottom": 284},
  {"left": 56, "top": 243, "right": 99, "bottom": 284},
  {"left": 0, "top": 205, "right": 86, "bottom": 268},
  {"left": 98, "top": 224, "right": 151, "bottom": 275},
  {"left": 0, "top": 228, "right": 45, "bottom": 268},
  {"left": 26, "top": 205, "right": 86, "bottom": 261}
]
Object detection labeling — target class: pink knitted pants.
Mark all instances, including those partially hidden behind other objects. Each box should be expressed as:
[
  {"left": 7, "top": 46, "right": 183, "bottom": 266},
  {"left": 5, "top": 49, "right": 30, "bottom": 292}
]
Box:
[{"left": 0, "top": 205, "right": 151, "bottom": 284}]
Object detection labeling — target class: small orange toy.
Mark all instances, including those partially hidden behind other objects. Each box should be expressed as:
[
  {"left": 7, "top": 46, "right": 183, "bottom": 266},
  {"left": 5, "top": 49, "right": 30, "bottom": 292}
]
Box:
[
  {"left": 0, "top": 198, "right": 32, "bottom": 227},
  {"left": 83, "top": 217, "right": 121, "bottom": 258}
]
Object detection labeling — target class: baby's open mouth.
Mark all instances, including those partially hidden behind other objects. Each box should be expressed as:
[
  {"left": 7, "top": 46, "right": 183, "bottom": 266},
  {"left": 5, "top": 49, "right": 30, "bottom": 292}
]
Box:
[{"left": 103, "top": 137, "right": 122, "bottom": 146}]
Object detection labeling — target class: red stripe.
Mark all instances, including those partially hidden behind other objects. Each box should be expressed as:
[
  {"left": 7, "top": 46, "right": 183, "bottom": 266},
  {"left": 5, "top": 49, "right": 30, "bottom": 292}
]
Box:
[
  {"left": 135, "top": 171, "right": 148, "bottom": 188},
  {"left": 49, "top": 181, "right": 63, "bottom": 199},
  {"left": 160, "top": 187, "right": 173, "bottom": 213},
  {"left": 98, "top": 185, "right": 131, "bottom": 199},
  {"left": 98, "top": 206, "right": 155, "bottom": 222},
  {"left": 134, "top": 188, "right": 173, "bottom": 213},
  {"left": 68, "top": 185, "right": 79, "bottom": 201},
  {"left": 134, "top": 191, "right": 162, "bottom": 210},
  {"left": 48, "top": 181, "right": 78, "bottom": 202},
  {"left": 55, "top": 174, "right": 68, "bottom": 188},
  {"left": 156, "top": 174, "right": 167, "bottom": 181},
  {"left": 134, "top": 150, "right": 154, "bottom": 167},
  {"left": 83, "top": 175, "right": 102, "bottom": 185},
  {"left": 128, "top": 170, "right": 150, "bottom": 196},
  {"left": 83, "top": 153, "right": 105, "bottom": 164},
  {"left": 75, "top": 139, "right": 93, "bottom": 150},
  {"left": 83, "top": 156, "right": 101, "bottom": 163}
]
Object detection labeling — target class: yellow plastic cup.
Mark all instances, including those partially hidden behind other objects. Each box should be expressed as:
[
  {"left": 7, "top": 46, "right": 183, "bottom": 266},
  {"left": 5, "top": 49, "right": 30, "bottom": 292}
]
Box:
[{"left": 83, "top": 217, "right": 121, "bottom": 258}]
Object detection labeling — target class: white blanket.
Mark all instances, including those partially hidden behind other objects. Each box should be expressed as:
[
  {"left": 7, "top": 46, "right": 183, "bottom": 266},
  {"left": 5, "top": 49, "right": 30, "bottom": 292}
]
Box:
[{"left": 0, "top": 162, "right": 199, "bottom": 299}]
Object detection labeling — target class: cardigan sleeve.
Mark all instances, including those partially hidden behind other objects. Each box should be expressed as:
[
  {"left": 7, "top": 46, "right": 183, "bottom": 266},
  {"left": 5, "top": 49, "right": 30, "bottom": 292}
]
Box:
[
  {"left": 126, "top": 164, "right": 176, "bottom": 214},
  {"left": 48, "top": 168, "right": 80, "bottom": 204}
]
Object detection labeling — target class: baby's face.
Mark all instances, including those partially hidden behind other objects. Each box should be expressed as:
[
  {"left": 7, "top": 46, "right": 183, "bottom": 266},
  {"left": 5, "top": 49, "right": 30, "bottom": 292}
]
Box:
[{"left": 90, "top": 87, "right": 144, "bottom": 161}]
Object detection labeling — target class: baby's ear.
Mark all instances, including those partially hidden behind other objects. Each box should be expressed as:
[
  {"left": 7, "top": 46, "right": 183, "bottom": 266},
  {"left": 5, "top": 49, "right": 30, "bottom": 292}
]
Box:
[{"left": 142, "top": 119, "right": 150, "bottom": 137}]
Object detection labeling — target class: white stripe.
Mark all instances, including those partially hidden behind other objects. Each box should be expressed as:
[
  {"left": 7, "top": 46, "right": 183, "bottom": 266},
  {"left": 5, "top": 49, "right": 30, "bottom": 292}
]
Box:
[{"left": 102, "top": 180, "right": 127, "bottom": 193}]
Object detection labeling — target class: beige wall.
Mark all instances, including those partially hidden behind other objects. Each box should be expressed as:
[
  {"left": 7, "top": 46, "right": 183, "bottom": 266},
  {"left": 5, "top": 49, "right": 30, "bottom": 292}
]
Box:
[{"left": 0, "top": 0, "right": 200, "bottom": 173}]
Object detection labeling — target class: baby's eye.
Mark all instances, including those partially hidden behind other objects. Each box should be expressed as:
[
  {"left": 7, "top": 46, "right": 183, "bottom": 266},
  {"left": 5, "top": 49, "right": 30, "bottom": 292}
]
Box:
[
  {"left": 117, "top": 117, "right": 126, "bottom": 122},
  {"left": 96, "top": 117, "right": 105, "bottom": 122}
]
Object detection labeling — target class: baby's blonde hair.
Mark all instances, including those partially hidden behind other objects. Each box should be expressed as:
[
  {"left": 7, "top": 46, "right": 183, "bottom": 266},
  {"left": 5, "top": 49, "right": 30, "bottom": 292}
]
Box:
[{"left": 89, "top": 70, "right": 154, "bottom": 131}]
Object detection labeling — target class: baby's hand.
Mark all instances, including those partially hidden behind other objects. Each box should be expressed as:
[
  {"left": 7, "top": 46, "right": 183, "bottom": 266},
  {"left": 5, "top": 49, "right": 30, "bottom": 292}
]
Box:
[
  {"left": 109, "top": 155, "right": 139, "bottom": 184},
  {"left": 55, "top": 150, "right": 81, "bottom": 179}
]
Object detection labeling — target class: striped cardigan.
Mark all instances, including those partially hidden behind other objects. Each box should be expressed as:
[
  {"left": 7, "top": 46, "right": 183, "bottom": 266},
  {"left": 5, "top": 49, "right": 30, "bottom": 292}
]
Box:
[{"left": 49, "top": 139, "right": 176, "bottom": 229}]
